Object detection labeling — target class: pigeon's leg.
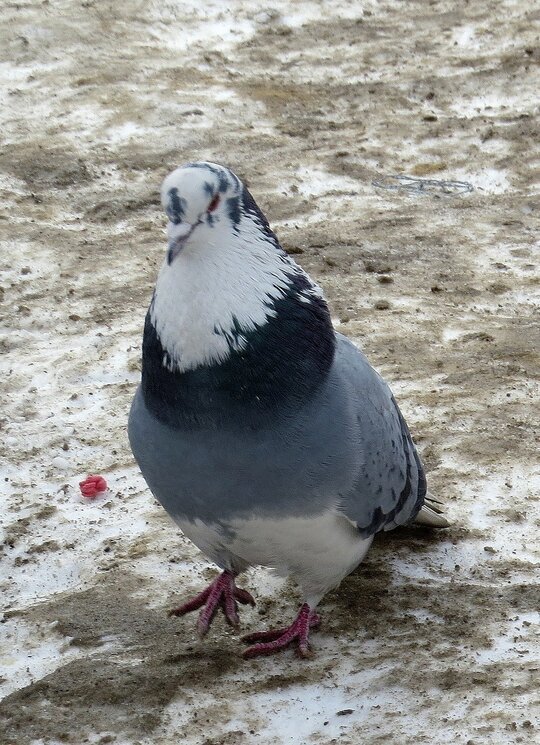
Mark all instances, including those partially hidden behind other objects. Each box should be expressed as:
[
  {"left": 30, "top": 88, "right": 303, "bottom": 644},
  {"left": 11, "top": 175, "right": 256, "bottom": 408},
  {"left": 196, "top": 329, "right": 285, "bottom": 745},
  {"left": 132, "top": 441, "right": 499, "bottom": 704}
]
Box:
[
  {"left": 169, "top": 570, "right": 256, "bottom": 636},
  {"left": 242, "top": 603, "right": 321, "bottom": 659}
]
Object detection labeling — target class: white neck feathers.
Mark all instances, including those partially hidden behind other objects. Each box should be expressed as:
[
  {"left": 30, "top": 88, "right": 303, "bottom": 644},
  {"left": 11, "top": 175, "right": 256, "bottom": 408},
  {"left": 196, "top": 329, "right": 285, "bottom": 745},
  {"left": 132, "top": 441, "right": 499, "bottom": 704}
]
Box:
[{"left": 150, "top": 216, "right": 317, "bottom": 372}]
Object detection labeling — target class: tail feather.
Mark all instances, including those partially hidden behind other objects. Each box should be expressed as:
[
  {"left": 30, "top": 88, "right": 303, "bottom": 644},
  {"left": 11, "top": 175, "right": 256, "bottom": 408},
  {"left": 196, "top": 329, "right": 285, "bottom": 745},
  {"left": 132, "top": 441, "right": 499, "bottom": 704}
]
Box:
[{"left": 414, "top": 493, "right": 450, "bottom": 528}]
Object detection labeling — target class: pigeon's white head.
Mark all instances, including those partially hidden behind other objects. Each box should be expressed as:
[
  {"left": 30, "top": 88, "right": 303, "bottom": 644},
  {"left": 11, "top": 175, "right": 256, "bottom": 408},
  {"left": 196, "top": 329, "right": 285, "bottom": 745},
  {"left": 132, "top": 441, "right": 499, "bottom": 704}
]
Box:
[
  {"left": 150, "top": 161, "right": 327, "bottom": 374},
  {"left": 160, "top": 162, "right": 244, "bottom": 266}
]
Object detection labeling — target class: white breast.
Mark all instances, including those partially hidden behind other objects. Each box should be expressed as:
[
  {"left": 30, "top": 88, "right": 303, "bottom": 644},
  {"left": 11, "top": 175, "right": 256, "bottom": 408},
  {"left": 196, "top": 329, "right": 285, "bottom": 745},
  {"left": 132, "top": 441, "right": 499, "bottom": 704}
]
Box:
[{"left": 177, "top": 510, "right": 373, "bottom": 607}]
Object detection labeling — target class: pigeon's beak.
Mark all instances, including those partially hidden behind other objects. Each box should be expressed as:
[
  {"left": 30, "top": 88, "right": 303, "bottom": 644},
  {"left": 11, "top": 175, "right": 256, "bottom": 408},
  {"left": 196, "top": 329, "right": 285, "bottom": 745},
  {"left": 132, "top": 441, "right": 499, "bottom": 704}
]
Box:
[{"left": 166, "top": 221, "right": 196, "bottom": 265}]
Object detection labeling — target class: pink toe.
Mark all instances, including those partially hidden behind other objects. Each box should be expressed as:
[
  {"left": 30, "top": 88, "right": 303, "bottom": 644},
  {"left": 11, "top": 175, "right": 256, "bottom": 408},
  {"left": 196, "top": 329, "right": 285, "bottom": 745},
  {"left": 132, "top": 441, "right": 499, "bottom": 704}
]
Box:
[
  {"left": 169, "top": 571, "right": 253, "bottom": 634},
  {"left": 242, "top": 603, "right": 319, "bottom": 659}
]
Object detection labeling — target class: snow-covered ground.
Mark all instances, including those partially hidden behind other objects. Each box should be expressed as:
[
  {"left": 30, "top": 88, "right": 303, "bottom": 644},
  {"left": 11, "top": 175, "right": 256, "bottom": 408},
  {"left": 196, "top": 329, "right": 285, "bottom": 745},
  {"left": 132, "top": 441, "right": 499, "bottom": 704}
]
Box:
[{"left": 1, "top": 1, "right": 538, "bottom": 743}]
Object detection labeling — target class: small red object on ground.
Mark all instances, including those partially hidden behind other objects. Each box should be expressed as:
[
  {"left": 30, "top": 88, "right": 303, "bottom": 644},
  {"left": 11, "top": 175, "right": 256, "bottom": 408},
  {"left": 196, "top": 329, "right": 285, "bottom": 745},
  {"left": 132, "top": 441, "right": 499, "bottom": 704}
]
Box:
[{"left": 79, "top": 475, "right": 108, "bottom": 498}]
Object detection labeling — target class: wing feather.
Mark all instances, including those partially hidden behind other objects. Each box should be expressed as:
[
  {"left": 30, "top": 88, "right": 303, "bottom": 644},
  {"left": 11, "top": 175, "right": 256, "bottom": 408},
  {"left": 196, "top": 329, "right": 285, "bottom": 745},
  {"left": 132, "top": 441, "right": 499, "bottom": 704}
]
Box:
[{"left": 334, "top": 334, "right": 428, "bottom": 536}]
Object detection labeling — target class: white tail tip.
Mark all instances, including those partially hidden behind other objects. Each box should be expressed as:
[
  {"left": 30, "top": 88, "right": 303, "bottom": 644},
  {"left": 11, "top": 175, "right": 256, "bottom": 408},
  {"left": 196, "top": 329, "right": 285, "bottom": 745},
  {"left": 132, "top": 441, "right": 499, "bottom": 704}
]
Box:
[{"left": 414, "top": 493, "right": 451, "bottom": 528}]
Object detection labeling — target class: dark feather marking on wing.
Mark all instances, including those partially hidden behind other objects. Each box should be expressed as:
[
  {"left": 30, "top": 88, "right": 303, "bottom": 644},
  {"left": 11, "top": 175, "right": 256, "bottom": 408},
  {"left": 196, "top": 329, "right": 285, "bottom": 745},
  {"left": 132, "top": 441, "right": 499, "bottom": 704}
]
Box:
[{"left": 356, "top": 397, "right": 425, "bottom": 537}]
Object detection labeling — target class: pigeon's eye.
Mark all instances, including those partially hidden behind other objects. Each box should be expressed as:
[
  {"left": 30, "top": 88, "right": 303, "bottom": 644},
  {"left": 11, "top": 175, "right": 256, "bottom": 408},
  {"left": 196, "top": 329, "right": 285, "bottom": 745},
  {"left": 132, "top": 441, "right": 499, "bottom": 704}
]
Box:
[{"left": 208, "top": 194, "right": 220, "bottom": 213}]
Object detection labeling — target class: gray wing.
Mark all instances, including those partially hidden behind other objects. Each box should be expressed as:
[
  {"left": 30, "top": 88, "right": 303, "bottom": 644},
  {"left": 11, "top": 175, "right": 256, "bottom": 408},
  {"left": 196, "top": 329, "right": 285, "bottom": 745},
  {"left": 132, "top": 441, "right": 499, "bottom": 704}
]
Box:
[{"left": 334, "top": 333, "right": 426, "bottom": 536}]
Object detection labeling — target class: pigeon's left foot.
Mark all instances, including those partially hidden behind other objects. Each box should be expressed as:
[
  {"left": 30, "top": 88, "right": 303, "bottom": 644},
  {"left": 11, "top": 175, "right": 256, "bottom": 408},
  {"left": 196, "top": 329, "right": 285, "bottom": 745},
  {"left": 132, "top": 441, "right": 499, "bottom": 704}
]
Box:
[
  {"left": 242, "top": 603, "right": 321, "bottom": 659},
  {"left": 169, "top": 570, "right": 255, "bottom": 636}
]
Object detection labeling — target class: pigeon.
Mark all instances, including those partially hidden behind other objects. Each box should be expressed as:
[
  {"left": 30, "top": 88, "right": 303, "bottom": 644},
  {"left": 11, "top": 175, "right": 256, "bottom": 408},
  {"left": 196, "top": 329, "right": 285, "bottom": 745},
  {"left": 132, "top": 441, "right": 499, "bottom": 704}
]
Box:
[{"left": 128, "top": 161, "right": 449, "bottom": 658}]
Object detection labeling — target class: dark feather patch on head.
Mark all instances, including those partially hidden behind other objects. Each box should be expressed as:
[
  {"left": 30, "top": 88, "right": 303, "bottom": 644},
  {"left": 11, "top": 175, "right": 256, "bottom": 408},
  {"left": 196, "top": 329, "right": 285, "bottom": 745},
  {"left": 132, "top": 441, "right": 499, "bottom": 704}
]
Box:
[
  {"left": 167, "top": 187, "right": 186, "bottom": 224},
  {"left": 186, "top": 162, "right": 230, "bottom": 193},
  {"left": 227, "top": 196, "right": 241, "bottom": 230}
]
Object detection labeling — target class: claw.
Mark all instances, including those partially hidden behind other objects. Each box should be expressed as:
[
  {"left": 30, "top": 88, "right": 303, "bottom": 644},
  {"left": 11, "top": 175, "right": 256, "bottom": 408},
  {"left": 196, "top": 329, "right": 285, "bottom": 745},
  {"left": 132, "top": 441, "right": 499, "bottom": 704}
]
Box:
[
  {"left": 169, "top": 571, "right": 255, "bottom": 636},
  {"left": 242, "top": 603, "right": 320, "bottom": 659}
]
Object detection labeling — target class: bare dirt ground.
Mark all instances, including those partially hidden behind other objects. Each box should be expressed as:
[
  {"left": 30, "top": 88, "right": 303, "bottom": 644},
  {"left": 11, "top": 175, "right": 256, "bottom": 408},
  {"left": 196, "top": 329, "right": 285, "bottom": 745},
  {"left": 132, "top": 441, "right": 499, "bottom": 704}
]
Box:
[{"left": 1, "top": 1, "right": 539, "bottom": 743}]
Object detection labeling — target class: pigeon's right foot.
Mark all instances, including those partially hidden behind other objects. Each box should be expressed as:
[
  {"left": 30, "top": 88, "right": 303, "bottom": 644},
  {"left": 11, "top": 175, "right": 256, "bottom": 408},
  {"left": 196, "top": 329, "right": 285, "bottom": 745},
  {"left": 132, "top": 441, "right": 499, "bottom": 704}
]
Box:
[{"left": 169, "top": 570, "right": 256, "bottom": 636}]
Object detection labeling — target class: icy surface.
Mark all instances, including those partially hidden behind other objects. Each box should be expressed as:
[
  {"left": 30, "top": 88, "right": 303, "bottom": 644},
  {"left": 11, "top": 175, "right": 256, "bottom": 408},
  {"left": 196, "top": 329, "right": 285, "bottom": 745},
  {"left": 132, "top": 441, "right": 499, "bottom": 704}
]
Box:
[{"left": 0, "top": 1, "right": 538, "bottom": 744}]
